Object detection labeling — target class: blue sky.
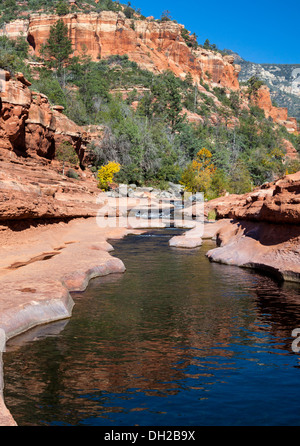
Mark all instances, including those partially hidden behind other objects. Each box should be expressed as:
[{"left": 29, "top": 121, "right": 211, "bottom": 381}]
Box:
[{"left": 131, "top": 0, "right": 299, "bottom": 64}]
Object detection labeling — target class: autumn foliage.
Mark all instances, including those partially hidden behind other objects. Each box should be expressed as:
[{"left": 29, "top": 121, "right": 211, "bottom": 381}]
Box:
[
  {"left": 97, "top": 161, "right": 121, "bottom": 191},
  {"left": 180, "top": 148, "right": 216, "bottom": 194}
]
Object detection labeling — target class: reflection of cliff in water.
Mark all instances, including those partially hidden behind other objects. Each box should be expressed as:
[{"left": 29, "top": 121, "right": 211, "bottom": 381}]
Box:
[
  {"left": 250, "top": 274, "right": 300, "bottom": 350},
  {"left": 3, "top": 231, "right": 300, "bottom": 426}
]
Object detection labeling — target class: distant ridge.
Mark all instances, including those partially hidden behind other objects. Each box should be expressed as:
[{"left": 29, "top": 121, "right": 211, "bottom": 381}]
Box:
[{"left": 224, "top": 49, "right": 300, "bottom": 120}]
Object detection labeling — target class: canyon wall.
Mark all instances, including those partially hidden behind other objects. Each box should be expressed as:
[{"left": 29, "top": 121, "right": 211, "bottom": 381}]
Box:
[
  {"left": 205, "top": 171, "right": 300, "bottom": 282},
  {"left": 1, "top": 11, "right": 297, "bottom": 132},
  {"left": 0, "top": 72, "right": 102, "bottom": 223},
  {"left": 253, "top": 85, "right": 298, "bottom": 133},
  {"left": 0, "top": 11, "right": 298, "bottom": 167},
  {"left": 2, "top": 11, "right": 241, "bottom": 90},
  {"left": 0, "top": 71, "right": 85, "bottom": 160}
]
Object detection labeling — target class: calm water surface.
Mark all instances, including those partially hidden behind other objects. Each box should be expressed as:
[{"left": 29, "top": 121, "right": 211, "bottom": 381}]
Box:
[{"left": 3, "top": 229, "right": 300, "bottom": 426}]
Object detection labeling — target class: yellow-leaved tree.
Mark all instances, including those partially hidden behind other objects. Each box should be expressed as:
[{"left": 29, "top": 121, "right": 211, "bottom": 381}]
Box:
[
  {"left": 97, "top": 161, "right": 121, "bottom": 191},
  {"left": 180, "top": 148, "right": 216, "bottom": 194}
]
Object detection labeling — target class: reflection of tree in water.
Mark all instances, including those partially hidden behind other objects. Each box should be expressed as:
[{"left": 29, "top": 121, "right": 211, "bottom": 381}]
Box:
[{"left": 3, "top": 233, "right": 300, "bottom": 425}]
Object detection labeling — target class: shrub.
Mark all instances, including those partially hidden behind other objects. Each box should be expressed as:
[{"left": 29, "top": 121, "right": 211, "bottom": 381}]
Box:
[
  {"left": 66, "top": 168, "right": 79, "bottom": 179},
  {"left": 181, "top": 28, "right": 198, "bottom": 48},
  {"left": 285, "top": 159, "right": 300, "bottom": 175},
  {"left": 246, "top": 75, "right": 265, "bottom": 98},
  {"left": 56, "top": 1, "right": 69, "bottom": 15},
  {"left": 160, "top": 10, "right": 172, "bottom": 21},
  {"left": 56, "top": 141, "right": 78, "bottom": 175},
  {"left": 209, "top": 169, "right": 229, "bottom": 199},
  {"left": 124, "top": 5, "right": 134, "bottom": 18},
  {"left": 228, "top": 159, "right": 253, "bottom": 194},
  {"left": 207, "top": 209, "right": 217, "bottom": 220},
  {"left": 97, "top": 161, "right": 121, "bottom": 190},
  {"left": 0, "top": 35, "right": 29, "bottom": 74}
]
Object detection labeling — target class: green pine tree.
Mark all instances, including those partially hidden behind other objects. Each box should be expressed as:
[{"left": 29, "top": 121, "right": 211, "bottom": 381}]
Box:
[
  {"left": 56, "top": 0, "right": 69, "bottom": 16},
  {"left": 41, "top": 19, "right": 73, "bottom": 73}
]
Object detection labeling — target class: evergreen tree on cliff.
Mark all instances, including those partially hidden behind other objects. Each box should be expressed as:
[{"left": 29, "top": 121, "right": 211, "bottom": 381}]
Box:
[
  {"left": 41, "top": 19, "right": 73, "bottom": 75},
  {"left": 139, "top": 71, "right": 184, "bottom": 133},
  {"left": 56, "top": 0, "right": 70, "bottom": 16}
]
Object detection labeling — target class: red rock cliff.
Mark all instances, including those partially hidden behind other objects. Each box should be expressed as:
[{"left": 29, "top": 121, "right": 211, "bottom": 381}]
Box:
[
  {"left": 0, "top": 10, "right": 298, "bottom": 141},
  {"left": 0, "top": 71, "right": 85, "bottom": 161},
  {"left": 0, "top": 73, "right": 101, "bottom": 223},
  {"left": 2, "top": 11, "right": 297, "bottom": 133},
  {"left": 252, "top": 85, "right": 298, "bottom": 133},
  {"left": 1, "top": 11, "right": 241, "bottom": 91},
  {"left": 206, "top": 171, "right": 300, "bottom": 225},
  {"left": 205, "top": 171, "right": 300, "bottom": 282}
]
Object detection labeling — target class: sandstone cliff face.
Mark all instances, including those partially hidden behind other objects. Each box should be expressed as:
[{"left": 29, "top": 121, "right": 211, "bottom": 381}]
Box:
[
  {"left": 0, "top": 18, "right": 29, "bottom": 40},
  {"left": 1, "top": 11, "right": 297, "bottom": 133},
  {"left": 252, "top": 85, "right": 298, "bottom": 133},
  {"left": 1, "top": 11, "right": 240, "bottom": 91},
  {"left": 205, "top": 172, "right": 300, "bottom": 282},
  {"left": 0, "top": 146, "right": 99, "bottom": 223},
  {"left": 206, "top": 171, "right": 300, "bottom": 225},
  {"left": 0, "top": 72, "right": 31, "bottom": 152},
  {"left": 0, "top": 11, "right": 298, "bottom": 169},
  {"left": 0, "top": 72, "right": 106, "bottom": 223},
  {"left": 0, "top": 72, "right": 84, "bottom": 160}
]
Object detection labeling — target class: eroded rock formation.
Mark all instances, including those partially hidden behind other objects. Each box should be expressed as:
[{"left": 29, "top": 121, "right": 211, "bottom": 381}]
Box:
[
  {"left": 0, "top": 151, "right": 99, "bottom": 222},
  {"left": 0, "top": 72, "right": 87, "bottom": 161},
  {"left": 205, "top": 171, "right": 300, "bottom": 282},
  {"left": 0, "top": 73, "right": 103, "bottom": 223},
  {"left": 1, "top": 11, "right": 298, "bottom": 133},
  {"left": 206, "top": 172, "right": 300, "bottom": 224},
  {"left": 2, "top": 11, "right": 241, "bottom": 90},
  {"left": 252, "top": 85, "right": 298, "bottom": 133}
]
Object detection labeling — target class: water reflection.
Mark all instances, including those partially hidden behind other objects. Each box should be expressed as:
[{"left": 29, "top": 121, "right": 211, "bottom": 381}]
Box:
[{"left": 3, "top": 230, "right": 300, "bottom": 426}]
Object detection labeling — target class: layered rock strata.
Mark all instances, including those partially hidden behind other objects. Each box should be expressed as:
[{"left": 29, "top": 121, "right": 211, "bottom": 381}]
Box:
[
  {"left": 204, "top": 172, "right": 300, "bottom": 282},
  {"left": 0, "top": 73, "right": 85, "bottom": 160},
  {"left": 1, "top": 11, "right": 241, "bottom": 89},
  {"left": 252, "top": 85, "right": 298, "bottom": 133},
  {"left": 0, "top": 152, "right": 100, "bottom": 222},
  {"left": 1, "top": 12, "right": 298, "bottom": 133},
  {"left": 206, "top": 172, "right": 300, "bottom": 225}
]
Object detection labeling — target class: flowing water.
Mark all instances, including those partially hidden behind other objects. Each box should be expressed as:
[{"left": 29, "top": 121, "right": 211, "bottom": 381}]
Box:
[{"left": 3, "top": 229, "right": 300, "bottom": 426}]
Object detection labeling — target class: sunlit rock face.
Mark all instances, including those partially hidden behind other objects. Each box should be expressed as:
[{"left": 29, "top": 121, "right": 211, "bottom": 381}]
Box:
[
  {"left": 0, "top": 73, "right": 84, "bottom": 159},
  {"left": 205, "top": 171, "right": 300, "bottom": 282},
  {"left": 252, "top": 85, "right": 298, "bottom": 133},
  {"left": 1, "top": 11, "right": 240, "bottom": 90},
  {"left": 0, "top": 73, "right": 102, "bottom": 222},
  {"left": 206, "top": 171, "right": 300, "bottom": 224},
  {"left": 1, "top": 11, "right": 298, "bottom": 132}
]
